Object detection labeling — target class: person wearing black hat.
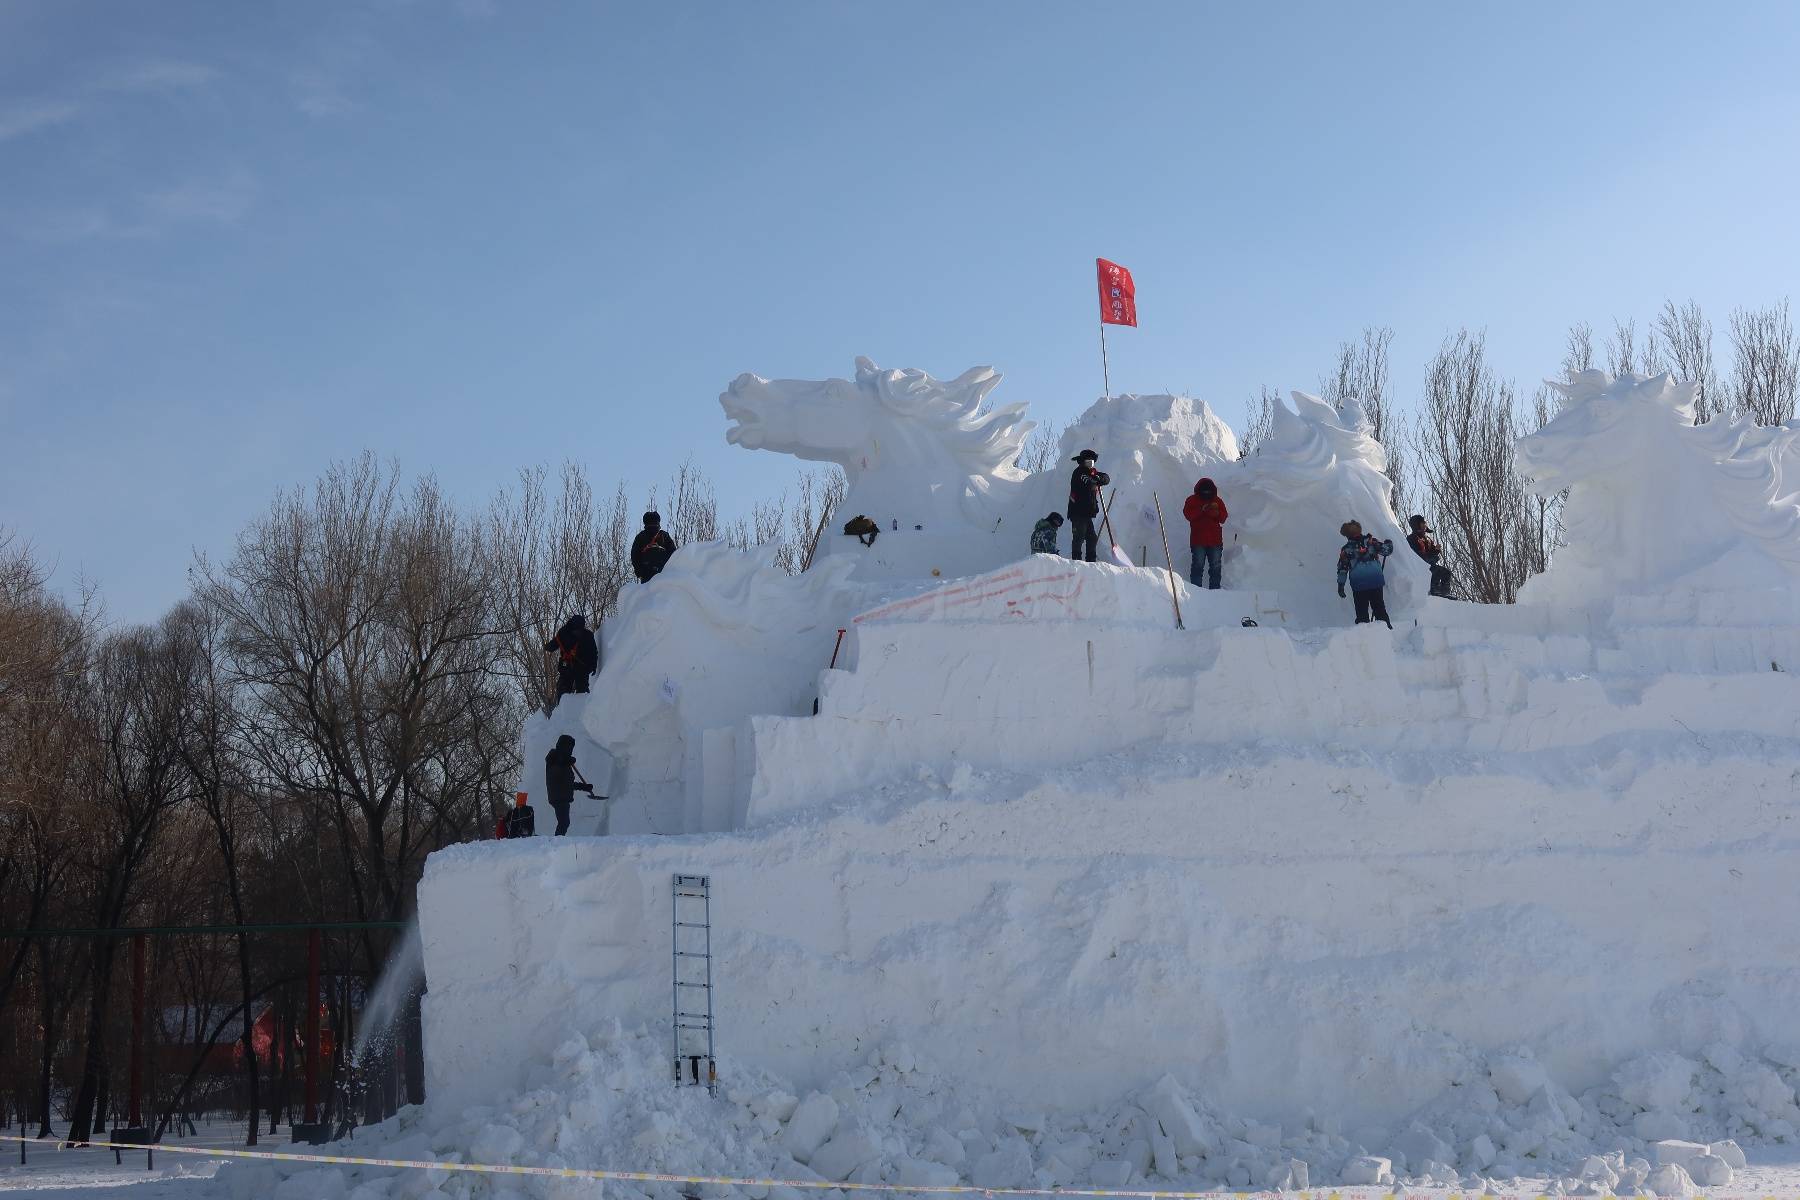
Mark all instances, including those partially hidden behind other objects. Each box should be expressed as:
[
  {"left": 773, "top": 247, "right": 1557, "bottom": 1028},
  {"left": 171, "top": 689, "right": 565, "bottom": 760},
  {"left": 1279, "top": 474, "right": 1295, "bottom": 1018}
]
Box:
[
  {"left": 631, "top": 511, "right": 678, "bottom": 582},
  {"left": 1066, "top": 450, "right": 1110, "bottom": 562},
  {"left": 1406, "top": 514, "right": 1453, "bottom": 598},
  {"left": 544, "top": 733, "right": 595, "bottom": 836},
  {"left": 543, "top": 613, "right": 599, "bottom": 702}
]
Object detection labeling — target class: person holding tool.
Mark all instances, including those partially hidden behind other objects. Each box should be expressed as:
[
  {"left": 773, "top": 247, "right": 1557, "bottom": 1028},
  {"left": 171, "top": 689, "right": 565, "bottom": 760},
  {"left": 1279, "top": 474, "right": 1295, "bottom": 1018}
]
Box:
[
  {"left": 1066, "top": 449, "right": 1110, "bottom": 562},
  {"left": 544, "top": 734, "right": 597, "bottom": 837}
]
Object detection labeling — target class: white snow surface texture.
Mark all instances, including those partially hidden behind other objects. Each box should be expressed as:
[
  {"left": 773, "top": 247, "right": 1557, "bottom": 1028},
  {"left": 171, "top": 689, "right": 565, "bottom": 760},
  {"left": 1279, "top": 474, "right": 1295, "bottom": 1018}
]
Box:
[{"left": 369, "top": 367, "right": 1800, "bottom": 1198}]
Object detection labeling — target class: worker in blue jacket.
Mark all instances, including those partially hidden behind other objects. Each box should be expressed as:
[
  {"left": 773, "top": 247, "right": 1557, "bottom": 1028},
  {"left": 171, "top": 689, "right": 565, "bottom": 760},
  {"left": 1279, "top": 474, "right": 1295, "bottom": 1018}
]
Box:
[{"left": 1335, "top": 520, "right": 1394, "bottom": 628}]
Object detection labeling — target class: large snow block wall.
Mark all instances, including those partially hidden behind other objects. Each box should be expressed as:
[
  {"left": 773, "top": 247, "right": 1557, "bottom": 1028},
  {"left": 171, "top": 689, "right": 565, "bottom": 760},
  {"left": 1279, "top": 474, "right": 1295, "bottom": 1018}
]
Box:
[{"left": 420, "top": 564, "right": 1800, "bottom": 1128}]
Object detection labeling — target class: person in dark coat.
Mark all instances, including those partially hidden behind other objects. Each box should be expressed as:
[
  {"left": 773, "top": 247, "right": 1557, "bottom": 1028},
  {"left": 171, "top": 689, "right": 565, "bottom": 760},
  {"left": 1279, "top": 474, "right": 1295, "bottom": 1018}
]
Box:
[
  {"left": 1065, "top": 450, "right": 1110, "bottom": 562},
  {"left": 544, "top": 614, "right": 600, "bottom": 701},
  {"left": 631, "top": 512, "right": 678, "bottom": 582},
  {"left": 544, "top": 734, "right": 594, "bottom": 837},
  {"left": 1406, "top": 514, "right": 1454, "bottom": 598},
  {"left": 1030, "top": 512, "right": 1064, "bottom": 554},
  {"left": 1335, "top": 519, "right": 1394, "bottom": 628},
  {"left": 503, "top": 792, "right": 536, "bottom": 839}
]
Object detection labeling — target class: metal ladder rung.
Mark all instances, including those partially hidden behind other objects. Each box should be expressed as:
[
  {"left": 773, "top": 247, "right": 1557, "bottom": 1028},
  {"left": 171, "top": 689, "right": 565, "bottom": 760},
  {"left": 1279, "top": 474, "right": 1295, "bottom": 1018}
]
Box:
[{"left": 672, "top": 872, "right": 717, "bottom": 1096}]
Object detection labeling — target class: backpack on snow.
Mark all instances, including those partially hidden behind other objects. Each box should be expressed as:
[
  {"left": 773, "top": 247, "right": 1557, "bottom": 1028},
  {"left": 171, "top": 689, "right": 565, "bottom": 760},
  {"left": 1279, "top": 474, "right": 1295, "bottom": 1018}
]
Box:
[{"left": 842, "top": 515, "right": 880, "bottom": 547}]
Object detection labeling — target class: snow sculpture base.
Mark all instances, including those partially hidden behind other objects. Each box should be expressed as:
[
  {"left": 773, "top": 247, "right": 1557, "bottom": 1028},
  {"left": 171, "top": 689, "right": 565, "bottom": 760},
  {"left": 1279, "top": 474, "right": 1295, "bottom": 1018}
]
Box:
[{"left": 422, "top": 558, "right": 1800, "bottom": 1129}]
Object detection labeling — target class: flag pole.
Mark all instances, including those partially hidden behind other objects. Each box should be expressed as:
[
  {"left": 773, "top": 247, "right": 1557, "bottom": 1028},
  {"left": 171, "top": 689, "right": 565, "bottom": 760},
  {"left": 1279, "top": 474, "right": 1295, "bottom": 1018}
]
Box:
[{"left": 1099, "top": 322, "right": 1111, "bottom": 400}]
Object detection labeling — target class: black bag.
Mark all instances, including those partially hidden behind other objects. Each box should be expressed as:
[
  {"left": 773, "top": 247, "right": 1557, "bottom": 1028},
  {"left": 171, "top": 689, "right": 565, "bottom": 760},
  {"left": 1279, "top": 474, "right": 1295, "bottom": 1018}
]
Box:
[{"left": 842, "top": 515, "right": 880, "bottom": 547}]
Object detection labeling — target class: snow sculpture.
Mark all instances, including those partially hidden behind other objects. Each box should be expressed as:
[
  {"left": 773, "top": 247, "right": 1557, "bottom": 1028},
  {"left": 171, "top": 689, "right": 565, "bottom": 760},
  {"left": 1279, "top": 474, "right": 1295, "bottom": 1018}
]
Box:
[
  {"left": 1056, "top": 393, "right": 1239, "bottom": 566},
  {"left": 1231, "top": 391, "right": 1423, "bottom": 623},
  {"left": 722, "top": 357, "right": 1035, "bottom": 529},
  {"left": 580, "top": 540, "right": 865, "bottom": 834},
  {"left": 720, "top": 357, "right": 1422, "bottom": 614},
  {"left": 1516, "top": 370, "right": 1800, "bottom": 605}
]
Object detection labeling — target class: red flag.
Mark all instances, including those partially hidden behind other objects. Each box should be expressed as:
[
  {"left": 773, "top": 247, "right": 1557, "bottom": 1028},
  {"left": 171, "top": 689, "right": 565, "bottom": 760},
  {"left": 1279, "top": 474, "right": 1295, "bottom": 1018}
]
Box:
[{"left": 1097, "top": 258, "right": 1137, "bottom": 327}]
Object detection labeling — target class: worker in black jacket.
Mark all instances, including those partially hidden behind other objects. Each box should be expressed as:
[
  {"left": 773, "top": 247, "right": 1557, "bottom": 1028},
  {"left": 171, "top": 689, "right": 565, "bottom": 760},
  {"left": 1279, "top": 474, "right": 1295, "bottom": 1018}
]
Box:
[
  {"left": 543, "top": 614, "right": 600, "bottom": 701},
  {"left": 503, "top": 792, "right": 536, "bottom": 839},
  {"left": 631, "top": 511, "right": 678, "bottom": 582},
  {"left": 544, "top": 734, "right": 595, "bottom": 837},
  {"left": 1066, "top": 449, "right": 1111, "bottom": 562}
]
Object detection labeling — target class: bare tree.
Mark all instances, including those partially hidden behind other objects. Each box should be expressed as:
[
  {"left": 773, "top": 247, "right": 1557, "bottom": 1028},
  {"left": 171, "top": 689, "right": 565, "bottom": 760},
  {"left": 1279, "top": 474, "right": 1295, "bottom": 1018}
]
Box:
[
  {"left": 649, "top": 457, "right": 720, "bottom": 547},
  {"left": 67, "top": 627, "right": 189, "bottom": 1142},
  {"left": 1605, "top": 317, "right": 1664, "bottom": 377},
  {"left": 1320, "top": 328, "right": 1405, "bottom": 512},
  {"left": 197, "top": 456, "right": 510, "bottom": 1105},
  {"left": 483, "top": 464, "right": 631, "bottom": 715},
  {"left": 791, "top": 468, "right": 846, "bottom": 573},
  {"left": 1656, "top": 300, "right": 1721, "bottom": 423},
  {"left": 1411, "top": 330, "right": 1541, "bottom": 604},
  {"left": 1728, "top": 299, "right": 1800, "bottom": 426},
  {"left": 156, "top": 600, "right": 263, "bottom": 1142},
  {"left": 1015, "top": 421, "right": 1063, "bottom": 474},
  {"left": 1238, "top": 386, "right": 1282, "bottom": 459},
  {"left": 1562, "top": 321, "right": 1595, "bottom": 378},
  {"left": 1523, "top": 384, "right": 1565, "bottom": 574}
]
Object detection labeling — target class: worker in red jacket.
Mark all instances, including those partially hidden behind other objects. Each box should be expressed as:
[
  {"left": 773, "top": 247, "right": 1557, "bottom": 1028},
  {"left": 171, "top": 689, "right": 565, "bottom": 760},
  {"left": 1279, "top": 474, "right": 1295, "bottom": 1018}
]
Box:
[{"left": 1181, "top": 478, "right": 1228, "bottom": 589}]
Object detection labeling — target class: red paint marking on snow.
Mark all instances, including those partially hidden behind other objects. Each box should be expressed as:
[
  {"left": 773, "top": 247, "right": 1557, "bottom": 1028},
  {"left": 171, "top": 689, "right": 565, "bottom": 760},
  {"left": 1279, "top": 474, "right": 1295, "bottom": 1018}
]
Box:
[
  {"left": 857, "top": 569, "right": 1086, "bottom": 624},
  {"left": 855, "top": 565, "right": 1058, "bottom": 623}
]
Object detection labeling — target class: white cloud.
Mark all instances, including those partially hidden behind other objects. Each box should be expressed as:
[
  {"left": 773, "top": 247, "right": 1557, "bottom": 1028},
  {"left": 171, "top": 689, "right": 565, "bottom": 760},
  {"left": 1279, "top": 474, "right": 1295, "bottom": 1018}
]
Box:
[
  {"left": 290, "top": 66, "right": 358, "bottom": 118},
  {"left": 0, "top": 58, "right": 215, "bottom": 144},
  {"left": 143, "top": 169, "right": 257, "bottom": 226},
  {"left": 0, "top": 99, "right": 82, "bottom": 143},
  {"left": 92, "top": 59, "right": 219, "bottom": 94}
]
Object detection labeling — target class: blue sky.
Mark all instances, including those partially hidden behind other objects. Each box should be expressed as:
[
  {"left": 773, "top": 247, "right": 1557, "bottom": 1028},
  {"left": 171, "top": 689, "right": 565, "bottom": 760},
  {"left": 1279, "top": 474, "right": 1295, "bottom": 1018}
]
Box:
[{"left": 5, "top": 0, "right": 1799, "bottom": 623}]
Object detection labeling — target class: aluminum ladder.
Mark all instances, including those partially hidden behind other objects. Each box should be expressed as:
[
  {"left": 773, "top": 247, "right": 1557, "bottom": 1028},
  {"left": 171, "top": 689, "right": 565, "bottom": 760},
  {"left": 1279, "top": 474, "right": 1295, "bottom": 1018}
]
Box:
[{"left": 671, "top": 873, "right": 717, "bottom": 1095}]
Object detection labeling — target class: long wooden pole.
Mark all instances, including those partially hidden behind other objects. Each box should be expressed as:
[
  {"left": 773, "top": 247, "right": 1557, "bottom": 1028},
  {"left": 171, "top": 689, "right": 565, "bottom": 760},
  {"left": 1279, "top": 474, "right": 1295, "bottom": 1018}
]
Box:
[
  {"left": 1099, "top": 324, "right": 1111, "bottom": 399},
  {"left": 800, "top": 505, "right": 832, "bottom": 573},
  {"left": 1100, "top": 487, "right": 1120, "bottom": 551},
  {"left": 1152, "top": 491, "right": 1185, "bottom": 630}
]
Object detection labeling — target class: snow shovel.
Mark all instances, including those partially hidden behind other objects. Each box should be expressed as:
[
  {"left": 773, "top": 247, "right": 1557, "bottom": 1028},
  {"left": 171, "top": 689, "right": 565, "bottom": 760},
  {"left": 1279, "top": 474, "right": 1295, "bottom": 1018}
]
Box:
[{"left": 1101, "top": 489, "right": 1134, "bottom": 568}]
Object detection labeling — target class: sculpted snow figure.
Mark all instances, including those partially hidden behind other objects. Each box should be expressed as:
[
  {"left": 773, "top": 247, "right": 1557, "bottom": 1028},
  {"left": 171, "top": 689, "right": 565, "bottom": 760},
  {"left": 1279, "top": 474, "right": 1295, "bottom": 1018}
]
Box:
[
  {"left": 580, "top": 540, "right": 864, "bottom": 834},
  {"left": 1516, "top": 369, "right": 1800, "bottom": 606},
  {"left": 1232, "top": 391, "right": 1423, "bottom": 624},
  {"left": 722, "top": 357, "right": 1035, "bottom": 528}
]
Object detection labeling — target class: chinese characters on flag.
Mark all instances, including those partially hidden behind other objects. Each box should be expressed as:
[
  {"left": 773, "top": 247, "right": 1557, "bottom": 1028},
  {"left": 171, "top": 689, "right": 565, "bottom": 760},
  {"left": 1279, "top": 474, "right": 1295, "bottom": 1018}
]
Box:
[{"left": 1096, "top": 258, "right": 1137, "bottom": 327}]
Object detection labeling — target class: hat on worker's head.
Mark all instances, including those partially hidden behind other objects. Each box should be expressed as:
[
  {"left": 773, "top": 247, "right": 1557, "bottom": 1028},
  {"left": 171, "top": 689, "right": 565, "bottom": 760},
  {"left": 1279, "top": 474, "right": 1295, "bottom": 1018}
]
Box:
[
  {"left": 1071, "top": 449, "right": 1099, "bottom": 463},
  {"left": 1409, "top": 514, "right": 1430, "bottom": 531},
  {"left": 1047, "top": 512, "right": 1064, "bottom": 526}
]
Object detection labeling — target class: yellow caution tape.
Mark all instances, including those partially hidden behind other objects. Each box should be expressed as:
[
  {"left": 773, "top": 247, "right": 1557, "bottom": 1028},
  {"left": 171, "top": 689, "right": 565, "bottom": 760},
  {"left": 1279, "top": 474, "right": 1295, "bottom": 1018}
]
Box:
[{"left": 0, "top": 1135, "right": 1781, "bottom": 1200}]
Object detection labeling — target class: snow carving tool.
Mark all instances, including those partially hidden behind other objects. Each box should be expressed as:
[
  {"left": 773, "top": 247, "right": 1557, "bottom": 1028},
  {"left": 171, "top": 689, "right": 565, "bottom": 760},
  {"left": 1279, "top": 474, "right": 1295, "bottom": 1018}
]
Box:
[
  {"left": 1152, "top": 490, "right": 1185, "bottom": 630},
  {"left": 813, "top": 629, "right": 847, "bottom": 714},
  {"left": 1101, "top": 488, "right": 1133, "bottom": 568}
]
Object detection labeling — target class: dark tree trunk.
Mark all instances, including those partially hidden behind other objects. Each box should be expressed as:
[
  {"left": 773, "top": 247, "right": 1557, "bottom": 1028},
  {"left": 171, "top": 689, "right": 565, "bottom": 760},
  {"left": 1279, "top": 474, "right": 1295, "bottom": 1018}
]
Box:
[
  {"left": 401, "top": 986, "right": 424, "bottom": 1107},
  {"left": 67, "top": 937, "right": 120, "bottom": 1143}
]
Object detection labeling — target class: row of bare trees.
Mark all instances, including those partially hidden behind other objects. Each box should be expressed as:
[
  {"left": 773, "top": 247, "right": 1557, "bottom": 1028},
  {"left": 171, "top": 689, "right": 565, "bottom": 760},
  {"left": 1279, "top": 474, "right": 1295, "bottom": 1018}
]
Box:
[
  {"left": 1243, "top": 298, "right": 1798, "bottom": 603},
  {"left": 0, "top": 457, "right": 842, "bottom": 1144}
]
